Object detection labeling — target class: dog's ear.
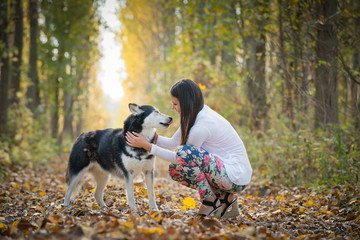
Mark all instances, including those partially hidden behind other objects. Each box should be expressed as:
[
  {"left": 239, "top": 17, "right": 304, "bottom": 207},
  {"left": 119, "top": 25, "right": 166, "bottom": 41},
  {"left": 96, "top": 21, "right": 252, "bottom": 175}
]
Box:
[{"left": 129, "top": 103, "right": 144, "bottom": 115}]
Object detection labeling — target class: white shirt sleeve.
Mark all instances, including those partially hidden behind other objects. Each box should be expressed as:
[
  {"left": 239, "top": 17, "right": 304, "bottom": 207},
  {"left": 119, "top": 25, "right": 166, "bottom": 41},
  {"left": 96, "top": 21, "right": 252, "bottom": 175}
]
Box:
[
  {"left": 150, "top": 144, "right": 178, "bottom": 164},
  {"left": 149, "top": 128, "right": 180, "bottom": 164},
  {"left": 150, "top": 125, "right": 210, "bottom": 164},
  {"left": 157, "top": 127, "right": 181, "bottom": 150}
]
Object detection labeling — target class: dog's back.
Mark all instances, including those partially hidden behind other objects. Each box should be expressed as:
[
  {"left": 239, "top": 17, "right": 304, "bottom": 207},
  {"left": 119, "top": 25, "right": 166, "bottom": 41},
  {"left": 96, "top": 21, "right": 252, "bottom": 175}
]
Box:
[{"left": 65, "top": 128, "right": 127, "bottom": 183}]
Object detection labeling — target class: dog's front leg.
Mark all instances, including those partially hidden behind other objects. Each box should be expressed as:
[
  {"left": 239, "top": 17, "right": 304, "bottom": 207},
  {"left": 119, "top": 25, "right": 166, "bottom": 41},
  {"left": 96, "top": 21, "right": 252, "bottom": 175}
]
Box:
[
  {"left": 124, "top": 174, "right": 137, "bottom": 211},
  {"left": 144, "top": 170, "right": 159, "bottom": 211}
]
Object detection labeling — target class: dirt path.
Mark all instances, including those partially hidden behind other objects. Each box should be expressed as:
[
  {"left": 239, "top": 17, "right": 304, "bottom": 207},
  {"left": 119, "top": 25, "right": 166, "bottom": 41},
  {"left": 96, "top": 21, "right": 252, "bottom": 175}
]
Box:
[{"left": 1, "top": 156, "right": 359, "bottom": 239}]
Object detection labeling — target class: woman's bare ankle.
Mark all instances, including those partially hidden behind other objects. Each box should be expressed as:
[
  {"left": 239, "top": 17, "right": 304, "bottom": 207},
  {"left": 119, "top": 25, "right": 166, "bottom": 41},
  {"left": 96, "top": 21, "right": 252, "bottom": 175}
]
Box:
[
  {"left": 220, "top": 192, "right": 237, "bottom": 202},
  {"left": 198, "top": 194, "right": 220, "bottom": 216}
]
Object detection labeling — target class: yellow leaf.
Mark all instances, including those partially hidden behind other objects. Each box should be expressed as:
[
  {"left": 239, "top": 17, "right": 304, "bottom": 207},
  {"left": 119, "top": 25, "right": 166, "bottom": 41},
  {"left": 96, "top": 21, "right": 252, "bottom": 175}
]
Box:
[
  {"left": 10, "top": 221, "right": 19, "bottom": 234},
  {"left": 198, "top": 83, "right": 206, "bottom": 90},
  {"left": 138, "top": 227, "right": 164, "bottom": 234},
  {"left": 306, "top": 200, "right": 313, "bottom": 206},
  {"left": 275, "top": 195, "right": 285, "bottom": 201},
  {"left": 0, "top": 223, "right": 7, "bottom": 229},
  {"left": 123, "top": 221, "right": 134, "bottom": 229},
  {"left": 39, "top": 191, "right": 46, "bottom": 197},
  {"left": 150, "top": 212, "right": 163, "bottom": 221},
  {"left": 182, "top": 197, "right": 196, "bottom": 209},
  {"left": 35, "top": 206, "right": 43, "bottom": 211}
]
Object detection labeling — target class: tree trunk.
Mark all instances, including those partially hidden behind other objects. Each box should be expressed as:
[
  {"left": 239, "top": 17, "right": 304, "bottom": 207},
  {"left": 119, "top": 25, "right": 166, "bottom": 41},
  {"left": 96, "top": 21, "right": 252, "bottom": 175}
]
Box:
[
  {"left": 63, "top": 87, "right": 74, "bottom": 138},
  {"left": 352, "top": 52, "right": 360, "bottom": 131},
  {"left": 278, "top": 0, "right": 295, "bottom": 129},
  {"left": 301, "top": 22, "right": 310, "bottom": 116},
  {"left": 51, "top": 77, "right": 59, "bottom": 139},
  {"left": 251, "top": 0, "right": 269, "bottom": 133},
  {"left": 0, "top": 0, "right": 10, "bottom": 135},
  {"left": 352, "top": 1, "right": 360, "bottom": 131},
  {"left": 27, "top": 0, "right": 40, "bottom": 113},
  {"left": 314, "top": 0, "right": 338, "bottom": 129},
  {"left": 10, "top": 0, "right": 24, "bottom": 104},
  {"left": 246, "top": 33, "right": 268, "bottom": 132},
  {"left": 232, "top": 0, "right": 269, "bottom": 133}
]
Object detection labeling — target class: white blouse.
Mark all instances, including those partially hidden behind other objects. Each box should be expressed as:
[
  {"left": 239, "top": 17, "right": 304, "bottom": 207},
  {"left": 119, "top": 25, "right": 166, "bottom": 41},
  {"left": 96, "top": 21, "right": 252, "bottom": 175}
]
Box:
[{"left": 150, "top": 105, "right": 252, "bottom": 185}]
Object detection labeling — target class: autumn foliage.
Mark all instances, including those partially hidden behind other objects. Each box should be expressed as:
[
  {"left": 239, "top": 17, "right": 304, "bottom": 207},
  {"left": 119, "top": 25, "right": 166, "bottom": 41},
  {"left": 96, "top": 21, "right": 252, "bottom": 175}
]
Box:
[{"left": 1, "top": 156, "right": 360, "bottom": 239}]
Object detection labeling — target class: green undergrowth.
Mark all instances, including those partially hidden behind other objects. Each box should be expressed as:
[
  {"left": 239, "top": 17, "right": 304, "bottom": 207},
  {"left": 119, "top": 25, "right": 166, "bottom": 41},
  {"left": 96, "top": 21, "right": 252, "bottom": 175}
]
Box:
[
  {"left": 240, "top": 121, "right": 360, "bottom": 189},
  {"left": 0, "top": 103, "right": 61, "bottom": 181}
]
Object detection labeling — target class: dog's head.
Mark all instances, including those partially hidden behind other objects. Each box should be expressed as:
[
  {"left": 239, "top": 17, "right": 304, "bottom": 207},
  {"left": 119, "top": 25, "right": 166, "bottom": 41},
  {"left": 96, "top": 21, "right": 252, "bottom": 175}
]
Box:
[{"left": 126, "top": 103, "right": 173, "bottom": 132}]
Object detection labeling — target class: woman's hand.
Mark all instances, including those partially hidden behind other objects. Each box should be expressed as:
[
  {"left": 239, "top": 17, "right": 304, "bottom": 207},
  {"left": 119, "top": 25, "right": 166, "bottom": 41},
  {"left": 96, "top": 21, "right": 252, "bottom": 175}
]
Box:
[{"left": 125, "top": 132, "right": 152, "bottom": 151}]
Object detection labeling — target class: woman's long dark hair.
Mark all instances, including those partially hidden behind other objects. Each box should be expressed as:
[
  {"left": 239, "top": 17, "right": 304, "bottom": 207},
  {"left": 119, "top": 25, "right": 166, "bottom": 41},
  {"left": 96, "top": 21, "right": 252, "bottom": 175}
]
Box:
[{"left": 170, "top": 79, "right": 204, "bottom": 145}]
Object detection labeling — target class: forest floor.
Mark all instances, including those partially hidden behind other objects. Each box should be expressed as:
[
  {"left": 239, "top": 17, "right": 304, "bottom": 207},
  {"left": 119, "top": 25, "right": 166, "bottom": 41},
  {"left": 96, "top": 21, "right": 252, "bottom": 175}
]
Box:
[{"left": 1, "top": 154, "right": 360, "bottom": 240}]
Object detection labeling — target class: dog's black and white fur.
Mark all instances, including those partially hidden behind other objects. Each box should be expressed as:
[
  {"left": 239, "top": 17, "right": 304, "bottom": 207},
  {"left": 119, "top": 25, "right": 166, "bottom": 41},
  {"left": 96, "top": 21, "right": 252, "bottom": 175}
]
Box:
[{"left": 64, "top": 103, "right": 172, "bottom": 211}]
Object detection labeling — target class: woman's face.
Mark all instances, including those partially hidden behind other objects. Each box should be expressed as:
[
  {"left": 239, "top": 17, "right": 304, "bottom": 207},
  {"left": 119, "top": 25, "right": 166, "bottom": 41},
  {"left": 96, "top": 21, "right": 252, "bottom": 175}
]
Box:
[{"left": 171, "top": 95, "right": 181, "bottom": 115}]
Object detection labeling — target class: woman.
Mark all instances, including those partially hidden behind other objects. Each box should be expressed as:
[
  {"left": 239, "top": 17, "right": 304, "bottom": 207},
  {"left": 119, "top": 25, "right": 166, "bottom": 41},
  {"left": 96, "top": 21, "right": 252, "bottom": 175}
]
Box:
[{"left": 126, "top": 79, "right": 252, "bottom": 219}]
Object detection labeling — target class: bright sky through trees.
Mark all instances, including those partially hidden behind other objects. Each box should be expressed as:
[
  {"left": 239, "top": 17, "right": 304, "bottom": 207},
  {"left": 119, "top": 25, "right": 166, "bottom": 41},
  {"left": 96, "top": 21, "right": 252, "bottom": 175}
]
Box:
[{"left": 98, "top": 0, "right": 126, "bottom": 102}]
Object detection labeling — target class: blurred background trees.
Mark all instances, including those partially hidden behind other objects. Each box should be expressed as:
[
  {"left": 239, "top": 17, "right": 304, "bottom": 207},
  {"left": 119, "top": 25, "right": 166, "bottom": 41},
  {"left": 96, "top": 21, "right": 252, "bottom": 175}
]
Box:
[
  {"left": 0, "top": 0, "right": 106, "bottom": 171},
  {"left": 0, "top": 0, "right": 359, "bottom": 186},
  {"left": 119, "top": 0, "right": 360, "bottom": 185}
]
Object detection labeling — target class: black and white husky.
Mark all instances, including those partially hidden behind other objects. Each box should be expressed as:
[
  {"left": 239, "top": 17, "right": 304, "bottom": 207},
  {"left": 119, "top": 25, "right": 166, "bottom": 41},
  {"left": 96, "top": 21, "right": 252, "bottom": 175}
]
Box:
[{"left": 64, "top": 103, "right": 172, "bottom": 211}]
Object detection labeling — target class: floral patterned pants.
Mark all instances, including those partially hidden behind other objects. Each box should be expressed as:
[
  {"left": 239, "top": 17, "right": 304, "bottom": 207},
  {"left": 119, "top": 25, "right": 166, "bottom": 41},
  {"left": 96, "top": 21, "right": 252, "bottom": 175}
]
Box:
[{"left": 168, "top": 145, "right": 246, "bottom": 200}]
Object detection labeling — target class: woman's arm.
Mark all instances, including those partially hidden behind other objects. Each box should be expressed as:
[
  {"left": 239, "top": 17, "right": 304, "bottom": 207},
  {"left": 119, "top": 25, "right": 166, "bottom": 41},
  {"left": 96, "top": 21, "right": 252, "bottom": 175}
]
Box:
[
  {"left": 125, "top": 132, "right": 178, "bottom": 164},
  {"left": 156, "top": 127, "right": 181, "bottom": 150},
  {"left": 150, "top": 145, "right": 178, "bottom": 164},
  {"left": 151, "top": 126, "right": 210, "bottom": 164},
  {"left": 125, "top": 125, "right": 210, "bottom": 164}
]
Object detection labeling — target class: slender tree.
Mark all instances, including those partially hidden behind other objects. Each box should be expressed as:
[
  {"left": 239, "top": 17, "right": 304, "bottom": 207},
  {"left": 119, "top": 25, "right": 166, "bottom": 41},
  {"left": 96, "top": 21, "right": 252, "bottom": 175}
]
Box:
[
  {"left": 314, "top": 0, "right": 338, "bottom": 129},
  {"left": 234, "top": 0, "right": 269, "bottom": 132},
  {"left": 27, "top": 0, "right": 40, "bottom": 113},
  {"left": 0, "top": 0, "right": 10, "bottom": 135},
  {"left": 352, "top": 0, "right": 360, "bottom": 130},
  {"left": 10, "top": 0, "right": 24, "bottom": 104},
  {"left": 278, "top": 0, "right": 295, "bottom": 129}
]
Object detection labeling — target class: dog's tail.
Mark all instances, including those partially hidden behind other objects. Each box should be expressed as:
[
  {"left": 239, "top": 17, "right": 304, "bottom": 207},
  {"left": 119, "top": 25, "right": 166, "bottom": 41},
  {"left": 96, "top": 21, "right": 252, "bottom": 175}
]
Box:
[
  {"left": 65, "top": 132, "right": 92, "bottom": 201},
  {"left": 65, "top": 157, "right": 87, "bottom": 202},
  {"left": 65, "top": 167, "right": 72, "bottom": 186}
]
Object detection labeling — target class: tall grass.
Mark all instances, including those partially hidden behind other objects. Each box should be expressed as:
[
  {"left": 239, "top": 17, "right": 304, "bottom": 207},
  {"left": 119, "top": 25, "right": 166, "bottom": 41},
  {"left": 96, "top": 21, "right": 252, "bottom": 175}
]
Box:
[{"left": 239, "top": 122, "right": 360, "bottom": 187}]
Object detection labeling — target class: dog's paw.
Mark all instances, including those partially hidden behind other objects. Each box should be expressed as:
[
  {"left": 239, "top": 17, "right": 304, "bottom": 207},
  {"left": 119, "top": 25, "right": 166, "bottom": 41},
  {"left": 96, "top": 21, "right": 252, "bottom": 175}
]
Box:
[
  {"left": 64, "top": 205, "right": 74, "bottom": 210},
  {"left": 149, "top": 206, "right": 159, "bottom": 212},
  {"left": 128, "top": 207, "right": 140, "bottom": 215},
  {"left": 99, "top": 205, "right": 108, "bottom": 210}
]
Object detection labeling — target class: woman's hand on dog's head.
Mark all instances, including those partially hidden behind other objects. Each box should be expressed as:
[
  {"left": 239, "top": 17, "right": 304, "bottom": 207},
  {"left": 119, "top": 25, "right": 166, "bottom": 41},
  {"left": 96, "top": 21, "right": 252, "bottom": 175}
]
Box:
[{"left": 125, "top": 132, "right": 152, "bottom": 152}]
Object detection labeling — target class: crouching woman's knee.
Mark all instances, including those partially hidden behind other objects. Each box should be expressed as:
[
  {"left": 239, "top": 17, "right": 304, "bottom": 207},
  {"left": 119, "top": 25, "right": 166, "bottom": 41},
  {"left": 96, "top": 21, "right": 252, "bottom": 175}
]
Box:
[
  {"left": 176, "top": 144, "right": 194, "bottom": 164},
  {"left": 168, "top": 145, "right": 193, "bottom": 179}
]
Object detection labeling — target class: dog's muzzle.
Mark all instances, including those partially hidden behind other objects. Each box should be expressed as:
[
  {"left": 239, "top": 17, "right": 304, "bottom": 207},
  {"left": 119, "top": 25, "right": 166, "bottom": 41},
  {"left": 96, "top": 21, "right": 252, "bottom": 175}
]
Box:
[{"left": 160, "top": 117, "right": 173, "bottom": 127}]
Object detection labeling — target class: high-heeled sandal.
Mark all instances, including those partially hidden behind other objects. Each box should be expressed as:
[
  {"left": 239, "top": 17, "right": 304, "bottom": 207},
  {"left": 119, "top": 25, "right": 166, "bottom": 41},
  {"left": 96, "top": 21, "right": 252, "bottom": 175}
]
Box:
[
  {"left": 197, "top": 196, "right": 222, "bottom": 218},
  {"left": 220, "top": 193, "right": 240, "bottom": 219}
]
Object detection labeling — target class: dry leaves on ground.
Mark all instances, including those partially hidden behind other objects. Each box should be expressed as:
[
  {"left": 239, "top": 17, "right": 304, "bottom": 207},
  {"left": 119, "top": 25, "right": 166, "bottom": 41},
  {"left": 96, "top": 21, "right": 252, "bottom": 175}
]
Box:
[{"left": 1, "top": 155, "right": 359, "bottom": 239}]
